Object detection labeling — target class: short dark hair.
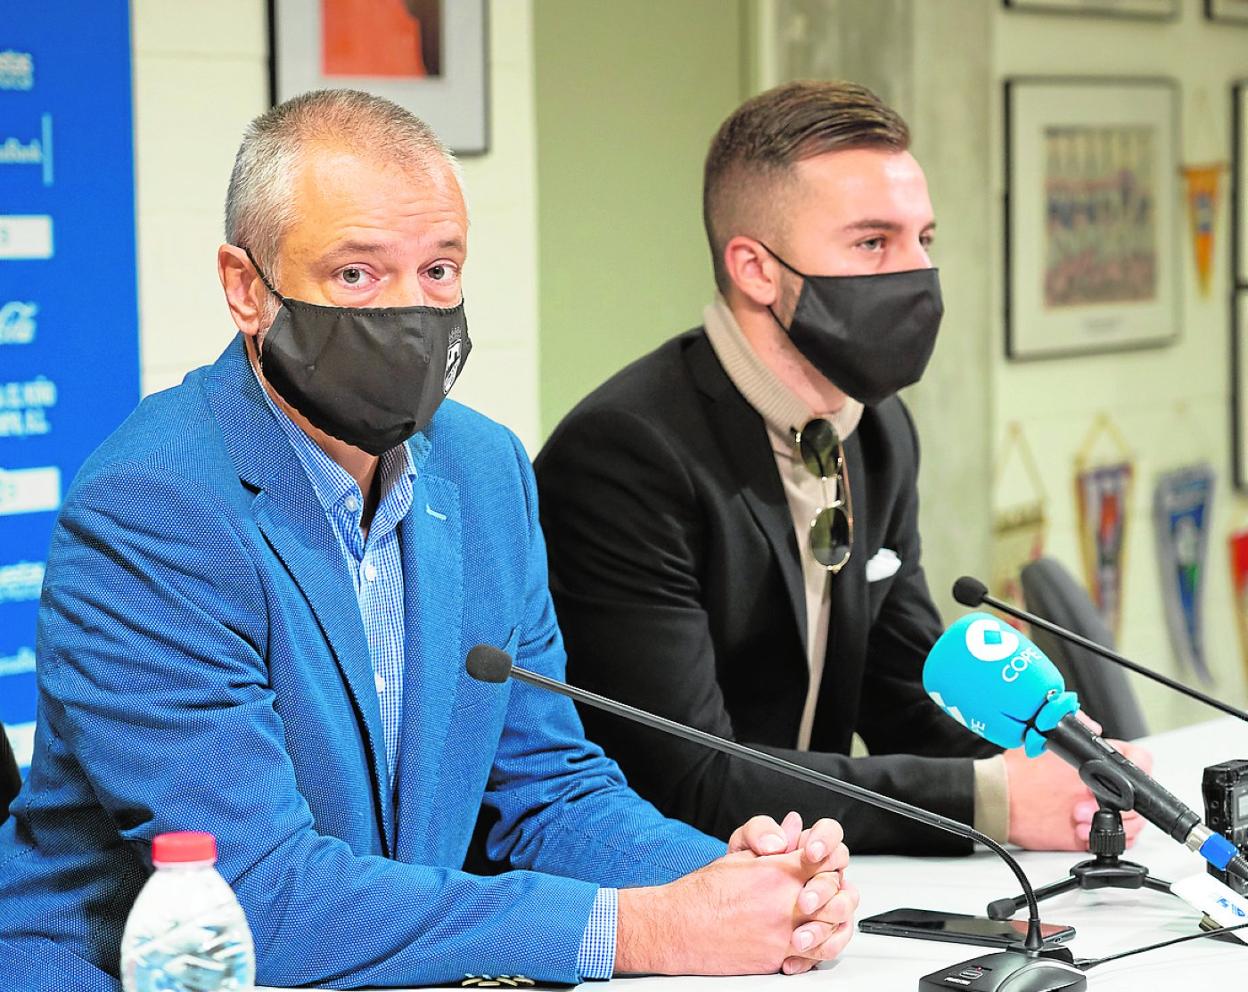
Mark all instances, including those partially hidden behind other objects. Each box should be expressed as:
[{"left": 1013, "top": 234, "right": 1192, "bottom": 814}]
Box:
[{"left": 702, "top": 80, "right": 910, "bottom": 294}]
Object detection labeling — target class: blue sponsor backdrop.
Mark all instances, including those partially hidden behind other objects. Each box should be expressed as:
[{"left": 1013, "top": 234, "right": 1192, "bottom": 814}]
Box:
[{"left": 0, "top": 3, "right": 140, "bottom": 769}]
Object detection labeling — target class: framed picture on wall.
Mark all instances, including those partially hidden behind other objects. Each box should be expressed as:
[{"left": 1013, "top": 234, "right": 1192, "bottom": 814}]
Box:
[
  {"left": 1237, "top": 81, "right": 1248, "bottom": 287},
  {"left": 269, "top": 0, "right": 489, "bottom": 155},
  {"left": 1233, "top": 293, "right": 1248, "bottom": 489},
  {"left": 1003, "top": 0, "right": 1177, "bottom": 18},
  {"left": 1004, "top": 77, "right": 1180, "bottom": 361},
  {"left": 1206, "top": 0, "right": 1248, "bottom": 24},
  {"left": 1233, "top": 83, "right": 1248, "bottom": 490}
]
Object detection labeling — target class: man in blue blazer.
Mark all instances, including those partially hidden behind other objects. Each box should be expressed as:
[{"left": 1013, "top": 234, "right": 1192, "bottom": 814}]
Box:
[{"left": 0, "top": 91, "right": 857, "bottom": 990}]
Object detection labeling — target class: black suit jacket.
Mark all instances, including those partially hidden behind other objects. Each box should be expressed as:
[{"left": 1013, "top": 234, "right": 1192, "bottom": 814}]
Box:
[{"left": 535, "top": 328, "right": 999, "bottom": 854}]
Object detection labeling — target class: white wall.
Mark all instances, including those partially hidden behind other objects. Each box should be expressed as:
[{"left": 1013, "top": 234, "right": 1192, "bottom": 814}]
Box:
[
  {"left": 992, "top": 3, "right": 1248, "bottom": 732},
  {"left": 128, "top": 1, "right": 1248, "bottom": 739},
  {"left": 131, "top": 0, "right": 268, "bottom": 396},
  {"left": 131, "top": 0, "right": 541, "bottom": 451}
]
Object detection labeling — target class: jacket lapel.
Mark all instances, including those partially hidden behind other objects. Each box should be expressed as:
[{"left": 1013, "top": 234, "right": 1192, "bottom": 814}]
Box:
[
  {"left": 392, "top": 459, "right": 463, "bottom": 861},
  {"left": 204, "top": 336, "right": 394, "bottom": 853},
  {"left": 684, "top": 332, "right": 808, "bottom": 647}
]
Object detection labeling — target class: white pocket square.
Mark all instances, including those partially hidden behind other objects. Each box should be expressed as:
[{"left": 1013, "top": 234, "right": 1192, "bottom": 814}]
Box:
[{"left": 865, "top": 548, "right": 901, "bottom": 582}]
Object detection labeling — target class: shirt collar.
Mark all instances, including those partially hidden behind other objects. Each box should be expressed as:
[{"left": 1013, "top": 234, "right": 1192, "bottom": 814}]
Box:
[
  {"left": 703, "top": 294, "right": 813, "bottom": 438},
  {"left": 250, "top": 357, "right": 416, "bottom": 526},
  {"left": 702, "top": 294, "right": 864, "bottom": 457}
]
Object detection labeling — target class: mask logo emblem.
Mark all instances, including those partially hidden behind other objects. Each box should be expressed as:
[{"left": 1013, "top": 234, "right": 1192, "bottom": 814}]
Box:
[{"left": 444, "top": 335, "right": 463, "bottom": 394}]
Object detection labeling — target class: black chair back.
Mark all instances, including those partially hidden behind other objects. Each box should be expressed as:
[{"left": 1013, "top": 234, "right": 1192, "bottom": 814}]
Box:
[
  {"left": 1, "top": 727, "right": 21, "bottom": 824},
  {"left": 1020, "top": 556, "right": 1148, "bottom": 741}
]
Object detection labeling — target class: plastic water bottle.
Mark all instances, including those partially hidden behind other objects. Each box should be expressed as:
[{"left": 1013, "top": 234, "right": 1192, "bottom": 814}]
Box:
[{"left": 121, "top": 831, "right": 256, "bottom": 992}]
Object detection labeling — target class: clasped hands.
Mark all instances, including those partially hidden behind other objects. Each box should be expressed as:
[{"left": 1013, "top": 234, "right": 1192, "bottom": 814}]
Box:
[
  {"left": 616, "top": 810, "right": 857, "bottom": 976},
  {"left": 726, "top": 810, "right": 859, "bottom": 974}
]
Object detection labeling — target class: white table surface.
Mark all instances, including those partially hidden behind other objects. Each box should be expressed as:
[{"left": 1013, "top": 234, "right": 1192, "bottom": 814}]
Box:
[{"left": 262, "top": 717, "right": 1248, "bottom": 990}]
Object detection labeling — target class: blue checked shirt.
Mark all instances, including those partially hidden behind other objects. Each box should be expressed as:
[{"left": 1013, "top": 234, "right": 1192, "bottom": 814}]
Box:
[{"left": 257, "top": 372, "right": 617, "bottom": 979}]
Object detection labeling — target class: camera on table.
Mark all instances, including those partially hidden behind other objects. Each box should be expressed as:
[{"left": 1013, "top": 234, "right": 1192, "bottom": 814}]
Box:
[{"left": 1203, "top": 759, "right": 1248, "bottom": 896}]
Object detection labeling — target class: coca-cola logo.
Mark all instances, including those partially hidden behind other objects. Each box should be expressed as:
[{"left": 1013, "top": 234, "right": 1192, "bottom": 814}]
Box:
[{"left": 0, "top": 301, "right": 37, "bottom": 345}]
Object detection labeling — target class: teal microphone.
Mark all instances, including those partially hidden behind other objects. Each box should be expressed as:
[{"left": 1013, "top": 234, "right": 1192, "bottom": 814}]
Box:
[{"left": 923, "top": 612, "right": 1081, "bottom": 757}]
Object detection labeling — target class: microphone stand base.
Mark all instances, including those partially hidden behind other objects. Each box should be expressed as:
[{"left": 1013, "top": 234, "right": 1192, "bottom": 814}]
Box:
[
  {"left": 987, "top": 807, "right": 1176, "bottom": 921},
  {"left": 918, "top": 949, "right": 1087, "bottom": 991},
  {"left": 987, "top": 856, "right": 1175, "bottom": 920}
]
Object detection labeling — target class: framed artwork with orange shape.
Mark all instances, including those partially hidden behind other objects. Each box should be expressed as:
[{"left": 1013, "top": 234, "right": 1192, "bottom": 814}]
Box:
[{"left": 270, "top": 0, "right": 489, "bottom": 155}]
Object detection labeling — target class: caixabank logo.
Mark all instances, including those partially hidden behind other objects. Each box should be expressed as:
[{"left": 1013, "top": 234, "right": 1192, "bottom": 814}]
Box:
[{"left": 0, "top": 114, "right": 53, "bottom": 188}]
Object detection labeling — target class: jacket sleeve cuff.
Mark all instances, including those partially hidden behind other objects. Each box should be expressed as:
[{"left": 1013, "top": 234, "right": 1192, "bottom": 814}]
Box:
[
  {"left": 973, "top": 754, "right": 1010, "bottom": 844},
  {"left": 576, "top": 887, "right": 618, "bottom": 980}
]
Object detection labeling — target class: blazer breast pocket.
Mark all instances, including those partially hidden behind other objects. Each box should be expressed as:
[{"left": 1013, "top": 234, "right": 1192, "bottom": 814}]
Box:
[
  {"left": 866, "top": 548, "right": 901, "bottom": 618},
  {"left": 866, "top": 548, "right": 901, "bottom": 583}
]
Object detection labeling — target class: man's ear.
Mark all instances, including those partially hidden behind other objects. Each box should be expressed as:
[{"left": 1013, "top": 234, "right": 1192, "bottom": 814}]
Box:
[
  {"left": 218, "top": 244, "right": 267, "bottom": 338},
  {"left": 723, "top": 236, "right": 783, "bottom": 309}
]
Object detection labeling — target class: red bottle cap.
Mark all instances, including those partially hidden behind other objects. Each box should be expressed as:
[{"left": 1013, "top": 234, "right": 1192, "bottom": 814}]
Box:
[{"left": 152, "top": 831, "right": 218, "bottom": 865}]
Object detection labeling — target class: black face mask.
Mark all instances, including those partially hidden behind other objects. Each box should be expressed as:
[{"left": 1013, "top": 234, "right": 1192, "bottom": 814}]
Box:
[
  {"left": 244, "top": 248, "right": 470, "bottom": 456},
  {"left": 763, "top": 245, "right": 942, "bottom": 406}
]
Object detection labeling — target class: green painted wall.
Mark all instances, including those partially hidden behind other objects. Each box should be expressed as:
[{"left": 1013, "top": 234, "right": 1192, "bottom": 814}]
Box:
[{"left": 533, "top": 1, "right": 751, "bottom": 435}]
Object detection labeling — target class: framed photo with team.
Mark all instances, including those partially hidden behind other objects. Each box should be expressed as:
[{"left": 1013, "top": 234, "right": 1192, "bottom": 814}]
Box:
[
  {"left": 269, "top": 0, "right": 489, "bottom": 155},
  {"left": 1003, "top": 0, "right": 1177, "bottom": 18},
  {"left": 1004, "top": 76, "right": 1180, "bottom": 360}
]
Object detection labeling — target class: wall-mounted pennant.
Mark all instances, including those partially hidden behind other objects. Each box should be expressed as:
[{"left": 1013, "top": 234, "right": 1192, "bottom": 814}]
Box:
[
  {"left": 991, "top": 422, "right": 1048, "bottom": 625},
  {"left": 1181, "top": 163, "right": 1225, "bottom": 297},
  {"left": 1075, "top": 414, "right": 1134, "bottom": 639},
  {"left": 1229, "top": 528, "right": 1248, "bottom": 686},
  {"left": 1154, "top": 463, "right": 1216, "bottom": 683}
]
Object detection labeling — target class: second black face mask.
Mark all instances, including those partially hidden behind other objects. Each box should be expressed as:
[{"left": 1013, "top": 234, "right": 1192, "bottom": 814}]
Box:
[
  {"left": 764, "top": 246, "right": 943, "bottom": 406},
  {"left": 246, "top": 249, "right": 471, "bottom": 456}
]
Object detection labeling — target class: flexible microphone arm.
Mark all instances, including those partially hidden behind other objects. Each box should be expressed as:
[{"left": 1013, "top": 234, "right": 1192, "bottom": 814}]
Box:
[
  {"left": 952, "top": 576, "right": 1248, "bottom": 724},
  {"left": 466, "top": 645, "right": 1049, "bottom": 953}
]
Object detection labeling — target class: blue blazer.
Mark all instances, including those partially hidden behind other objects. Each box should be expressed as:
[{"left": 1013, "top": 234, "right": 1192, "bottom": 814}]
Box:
[{"left": 0, "top": 337, "right": 722, "bottom": 990}]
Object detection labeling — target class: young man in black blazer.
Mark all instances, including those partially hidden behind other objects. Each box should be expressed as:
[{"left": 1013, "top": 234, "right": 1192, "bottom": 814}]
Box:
[{"left": 535, "top": 80, "right": 1150, "bottom": 855}]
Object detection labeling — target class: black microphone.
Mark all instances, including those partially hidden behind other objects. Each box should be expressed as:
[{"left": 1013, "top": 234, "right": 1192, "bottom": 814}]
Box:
[
  {"left": 952, "top": 575, "right": 1248, "bottom": 724},
  {"left": 1044, "top": 711, "right": 1248, "bottom": 881},
  {"left": 924, "top": 614, "right": 1248, "bottom": 885},
  {"left": 466, "top": 645, "right": 1088, "bottom": 992}
]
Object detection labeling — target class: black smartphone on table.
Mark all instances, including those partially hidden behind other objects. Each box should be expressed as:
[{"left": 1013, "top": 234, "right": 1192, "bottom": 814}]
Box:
[{"left": 859, "top": 908, "right": 1076, "bottom": 949}]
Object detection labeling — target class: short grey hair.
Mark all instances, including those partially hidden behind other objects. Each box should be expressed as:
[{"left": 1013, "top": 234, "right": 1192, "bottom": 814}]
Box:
[{"left": 224, "top": 89, "right": 462, "bottom": 280}]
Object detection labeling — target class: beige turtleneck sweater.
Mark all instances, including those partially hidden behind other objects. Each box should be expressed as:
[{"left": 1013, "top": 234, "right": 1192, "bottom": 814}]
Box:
[{"left": 702, "top": 294, "right": 1009, "bottom": 843}]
